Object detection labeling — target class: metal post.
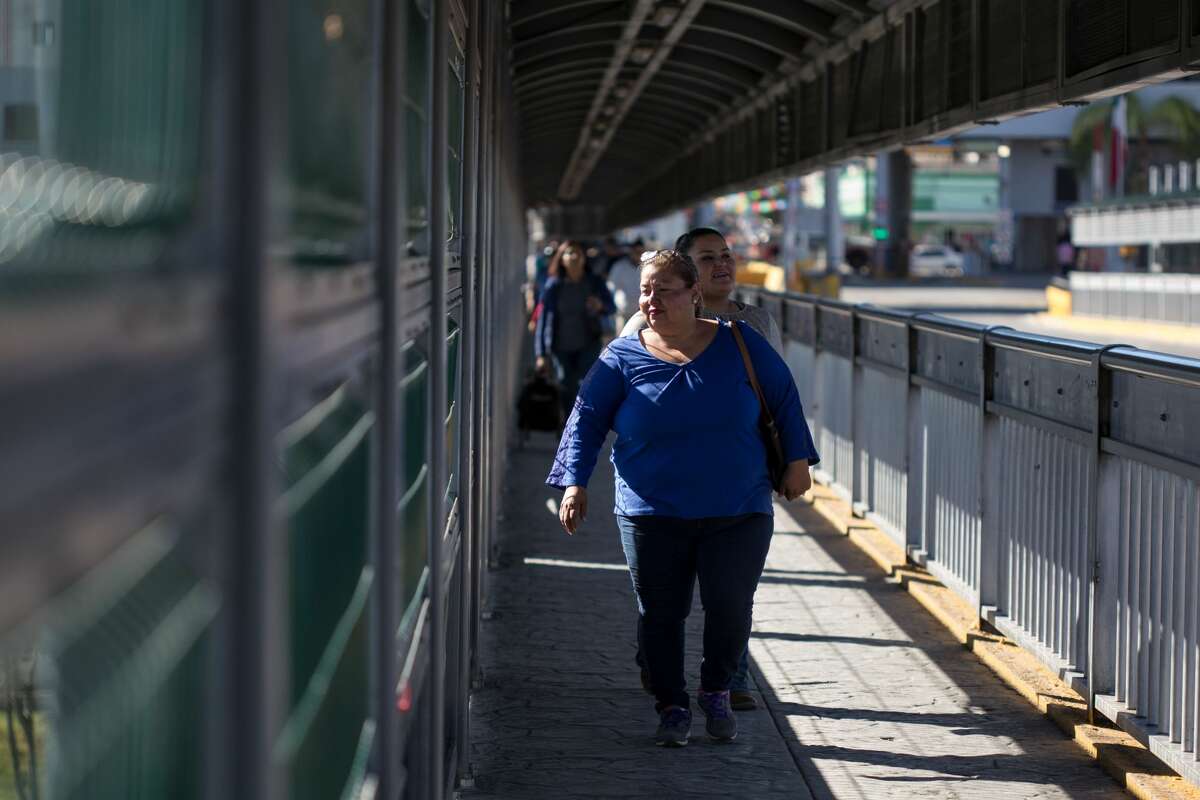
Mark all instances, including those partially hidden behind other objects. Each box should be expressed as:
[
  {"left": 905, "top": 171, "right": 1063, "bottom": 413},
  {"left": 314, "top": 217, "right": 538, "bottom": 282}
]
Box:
[
  {"left": 427, "top": 0, "right": 450, "bottom": 795},
  {"left": 470, "top": 2, "right": 491, "bottom": 665},
  {"left": 220, "top": 0, "right": 282, "bottom": 793},
  {"left": 1087, "top": 345, "right": 1124, "bottom": 724},
  {"left": 849, "top": 309, "right": 861, "bottom": 514},
  {"left": 977, "top": 328, "right": 1000, "bottom": 618},
  {"left": 373, "top": 0, "right": 405, "bottom": 791},
  {"left": 454, "top": 0, "right": 480, "bottom": 786},
  {"left": 824, "top": 166, "right": 842, "bottom": 274},
  {"left": 904, "top": 317, "right": 925, "bottom": 557}
]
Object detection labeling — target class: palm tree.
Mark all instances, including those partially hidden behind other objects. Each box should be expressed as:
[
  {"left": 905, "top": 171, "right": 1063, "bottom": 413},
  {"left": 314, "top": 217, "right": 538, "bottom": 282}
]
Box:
[
  {"left": 1067, "top": 93, "right": 1149, "bottom": 194},
  {"left": 1068, "top": 92, "right": 1200, "bottom": 196},
  {"left": 1147, "top": 96, "right": 1200, "bottom": 161}
]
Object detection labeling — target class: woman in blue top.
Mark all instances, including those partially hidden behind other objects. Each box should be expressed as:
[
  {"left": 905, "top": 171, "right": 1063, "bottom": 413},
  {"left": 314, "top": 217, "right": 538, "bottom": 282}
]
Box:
[{"left": 546, "top": 250, "right": 819, "bottom": 747}]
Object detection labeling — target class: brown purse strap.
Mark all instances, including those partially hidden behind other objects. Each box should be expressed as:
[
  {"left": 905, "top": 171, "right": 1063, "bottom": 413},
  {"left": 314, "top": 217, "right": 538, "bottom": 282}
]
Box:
[{"left": 729, "top": 322, "right": 771, "bottom": 420}]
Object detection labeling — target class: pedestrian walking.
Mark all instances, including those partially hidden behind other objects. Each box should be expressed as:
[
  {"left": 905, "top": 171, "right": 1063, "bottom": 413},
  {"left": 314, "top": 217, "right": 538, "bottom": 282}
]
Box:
[
  {"left": 535, "top": 240, "right": 616, "bottom": 417},
  {"left": 622, "top": 227, "right": 784, "bottom": 710},
  {"left": 547, "top": 250, "right": 819, "bottom": 747}
]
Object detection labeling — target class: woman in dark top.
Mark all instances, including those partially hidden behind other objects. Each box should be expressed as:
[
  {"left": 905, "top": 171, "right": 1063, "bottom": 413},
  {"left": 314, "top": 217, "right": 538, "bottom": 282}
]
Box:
[
  {"left": 534, "top": 240, "right": 615, "bottom": 416},
  {"left": 547, "top": 250, "right": 819, "bottom": 747}
]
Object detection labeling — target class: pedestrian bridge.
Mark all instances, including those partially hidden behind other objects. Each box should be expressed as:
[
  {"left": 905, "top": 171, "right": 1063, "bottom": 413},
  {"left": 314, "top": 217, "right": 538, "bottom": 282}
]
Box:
[
  {"left": 461, "top": 288, "right": 1200, "bottom": 799},
  {"left": 4, "top": 1, "right": 1200, "bottom": 799}
]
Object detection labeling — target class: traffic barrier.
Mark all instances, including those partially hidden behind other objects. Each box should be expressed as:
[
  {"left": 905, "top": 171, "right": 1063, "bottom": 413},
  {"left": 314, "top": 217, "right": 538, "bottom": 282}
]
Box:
[{"left": 739, "top": 284, "right": 1200, "bottom": 787}]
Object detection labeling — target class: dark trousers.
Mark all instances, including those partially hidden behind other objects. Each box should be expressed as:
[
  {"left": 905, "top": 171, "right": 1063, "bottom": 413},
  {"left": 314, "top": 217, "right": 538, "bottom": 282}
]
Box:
[
  {"left": 617, "top": 513, "right": 773, "bottom": 711},
  {"left": 552, "top": 342, "right": 602, "bottom": 417}
]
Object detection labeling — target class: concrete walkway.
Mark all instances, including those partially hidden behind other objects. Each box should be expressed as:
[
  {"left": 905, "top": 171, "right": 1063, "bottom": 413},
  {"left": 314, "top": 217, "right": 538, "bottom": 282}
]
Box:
[{"left": 465, "top": 437, "right": 1126, "bottom": 799}]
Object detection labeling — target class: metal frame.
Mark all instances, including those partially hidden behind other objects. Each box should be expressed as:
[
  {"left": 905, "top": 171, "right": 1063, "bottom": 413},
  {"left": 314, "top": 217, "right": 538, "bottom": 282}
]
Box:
[
  {"left": 0, "top": 0, "right": 528, "bottom": 797},
  {"left": 740, "top": 283, "right": 1200, "bottom": 788},
  {"left": 606, "top": 0, "right": 1200, "bottom": 229}
]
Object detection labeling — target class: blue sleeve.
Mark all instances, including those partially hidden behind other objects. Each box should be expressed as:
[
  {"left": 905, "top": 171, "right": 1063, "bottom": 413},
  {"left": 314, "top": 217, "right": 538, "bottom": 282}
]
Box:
[
  {"left": 546, "top": 347, "right": 626, "bottom": 489},
  {"left": 534, "top": 280, "right": 558, "bottom": 358},
  {"left": 592, "top": 274, "right": 616, "bottom": 315},
  {"left": 738, "top": 322, "right": 821, "bottom": 466}
]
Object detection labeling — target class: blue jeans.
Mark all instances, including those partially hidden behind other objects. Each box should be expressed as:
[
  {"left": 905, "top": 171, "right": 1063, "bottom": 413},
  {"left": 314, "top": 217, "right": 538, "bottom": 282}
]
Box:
[
  {"left": 552, "top": 343, "right": 602, "bottom": 417},
  {"left": 636, "top": 630, "right": 752, "bottom": 689},
  {"left": 618, "top": 513, "right": 773, "bottom": 711}
]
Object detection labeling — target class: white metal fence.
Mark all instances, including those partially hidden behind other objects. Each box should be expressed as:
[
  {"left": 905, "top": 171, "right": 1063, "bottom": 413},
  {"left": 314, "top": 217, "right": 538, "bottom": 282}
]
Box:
[
  {"left": 1070, "top": 272, "right": 1200, "bottom": 326},
  {"left": 740, "top": 287, "right": 1200, "bottom": 787}
]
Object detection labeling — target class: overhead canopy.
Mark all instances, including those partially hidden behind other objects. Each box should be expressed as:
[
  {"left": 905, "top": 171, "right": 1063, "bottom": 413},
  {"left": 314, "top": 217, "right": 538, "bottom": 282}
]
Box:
[{"left": 511, "top": 0, "right": 1200, "bottom": 233}]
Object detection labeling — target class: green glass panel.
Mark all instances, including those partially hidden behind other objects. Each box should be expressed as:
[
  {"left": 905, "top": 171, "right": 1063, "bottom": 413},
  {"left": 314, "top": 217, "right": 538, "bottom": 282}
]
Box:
[
  {"left": 446, "top": 58, "right": 464, "bottom": 245},
  {"left": 404, "top": 0, "right": 430, "bottom": 254},
  {"left": 0, "top": 0, "right": 203, "bottom": 289},
  {"left": 445, "top": 325, "right": 461, "bottom": 497},
  {"left": 276, "top": 570, "right": 372, "bottom": 800},
  {"left": 280, "top": 385, "right": 372, "bottom": 709},
  {"left": 287, "top": 0, "right": 374, "bottom": 265},
  {"left": 1, "top": 521, "right": 216, "bottom": 800},
  {"left": 399, "top": 343, "right": 429, "bottom": 608}
]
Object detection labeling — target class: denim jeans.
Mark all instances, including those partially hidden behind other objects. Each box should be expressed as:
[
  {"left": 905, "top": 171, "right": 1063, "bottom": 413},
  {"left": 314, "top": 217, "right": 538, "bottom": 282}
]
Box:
[
  {"left": 552, "top": 342, "right": 603, "bottom": 417},
  {"left": 636, "top": 627, "right": 753, "bottom": 689},
  {"left": 618, "top": 513, "right": 773, "bottom": 711}
]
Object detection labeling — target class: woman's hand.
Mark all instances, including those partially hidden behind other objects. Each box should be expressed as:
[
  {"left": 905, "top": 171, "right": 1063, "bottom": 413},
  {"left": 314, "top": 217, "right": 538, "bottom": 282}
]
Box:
[
  {"left": 559, "top": 486, "right": 588, "bottom": 534},
  {"left": 780, "top": 460, "right": 812, "bottom": 501}
]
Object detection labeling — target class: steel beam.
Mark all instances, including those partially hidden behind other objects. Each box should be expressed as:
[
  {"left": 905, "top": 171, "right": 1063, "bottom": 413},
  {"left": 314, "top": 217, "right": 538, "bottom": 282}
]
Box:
[
  {"left": 513, "top": 4, "right": 628, "bottom": 48},
  {"left": 675, "top": 30, "right": 781, "bottom": 73},
  {"left": 510, "top": 0, "right": 614, "bottom": 27},
  {"left": 559, "top": 0, "right": 708, "bottom": 199},
  {"left": 693, "top": 5, "right": 821, "bottom": 53},
  {"left": 553, "top": 0, "right": 658, "bottom": 199}
]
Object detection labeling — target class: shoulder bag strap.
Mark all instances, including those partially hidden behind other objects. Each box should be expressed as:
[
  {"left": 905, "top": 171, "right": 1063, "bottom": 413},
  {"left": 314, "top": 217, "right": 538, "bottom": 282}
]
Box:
[{"left": 729, "top": 322, "right": 770, "bottom": 416}]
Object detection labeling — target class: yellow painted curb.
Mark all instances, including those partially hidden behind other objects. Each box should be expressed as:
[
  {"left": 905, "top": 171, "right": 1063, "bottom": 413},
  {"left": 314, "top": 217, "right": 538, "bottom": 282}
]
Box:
[
  {"left": 803, "top": 489, "right": 1200, "bottom": 800},
  {"left": 1032, "top": 311, "right": 1200, "bottom": 344},
  {"left": 1046, "top": 284, "right": 1073, "bottom": 317}
]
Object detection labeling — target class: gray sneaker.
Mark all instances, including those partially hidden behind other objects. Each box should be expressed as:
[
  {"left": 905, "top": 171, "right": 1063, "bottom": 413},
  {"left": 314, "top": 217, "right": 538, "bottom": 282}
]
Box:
[
  {"left": 655, "top": 706, "right": 691, "bottom": 747},
  {"left": 697, "top": 690, "right": 737, "bottom": 741}
]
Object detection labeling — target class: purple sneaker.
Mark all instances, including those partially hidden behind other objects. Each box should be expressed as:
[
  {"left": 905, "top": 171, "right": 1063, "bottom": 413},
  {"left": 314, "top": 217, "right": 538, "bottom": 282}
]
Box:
[
  {"left": 655, "top": 706, "right": 691, "bottom": 747},
  {"left": 696, "top": 689, "right": 737, "bottom": 741}
]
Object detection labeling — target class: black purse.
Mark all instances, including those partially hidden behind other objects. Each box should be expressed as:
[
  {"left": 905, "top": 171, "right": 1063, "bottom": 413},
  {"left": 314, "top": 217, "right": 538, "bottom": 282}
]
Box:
[{"left": 729, "top": 323, "right": 787, "bottom": 492}]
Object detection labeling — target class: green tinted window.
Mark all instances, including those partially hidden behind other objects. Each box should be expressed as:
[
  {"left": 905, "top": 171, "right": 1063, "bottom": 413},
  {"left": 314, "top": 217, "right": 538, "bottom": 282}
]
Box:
[
  {"left": 277, "top": 382, "right": 374, "bottom": 798},
  {"left": 1, "top": 522, "right": 216, "bottom": 800},
  {"left": 0, "top": 0, "right": 203, "bottom": 285},
  {"left": 399, "top": 341, "right": 430, "bottom": 613},
  {"left": 287, "top": 0, "right": 375, "bottom": 265},
  {"left": 405, "top": 0, "right": 430, "bottom": 255},
  {"left": 447, "top": 53, "right": 464, "bottom": 248}
]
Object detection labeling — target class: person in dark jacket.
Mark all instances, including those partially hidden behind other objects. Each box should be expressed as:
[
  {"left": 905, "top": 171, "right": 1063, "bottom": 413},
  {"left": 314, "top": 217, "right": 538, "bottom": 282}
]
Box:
[{"left": 534, "top": 240, "right": 615, "bottom": 416}]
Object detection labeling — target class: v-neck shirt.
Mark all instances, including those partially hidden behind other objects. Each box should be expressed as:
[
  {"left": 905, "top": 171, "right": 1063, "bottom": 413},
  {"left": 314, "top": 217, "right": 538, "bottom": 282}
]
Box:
[{"left": 547, "top": 321, "right": 820, "bottom": 519}]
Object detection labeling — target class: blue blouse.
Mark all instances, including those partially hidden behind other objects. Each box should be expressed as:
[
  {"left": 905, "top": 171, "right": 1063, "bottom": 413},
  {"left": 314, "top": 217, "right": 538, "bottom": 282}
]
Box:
[{"left": 546, "top": 321, "right": 820, "bottom": 519}]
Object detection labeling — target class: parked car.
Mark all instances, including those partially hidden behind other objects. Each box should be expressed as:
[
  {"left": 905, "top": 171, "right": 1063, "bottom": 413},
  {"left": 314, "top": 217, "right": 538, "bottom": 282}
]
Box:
[{"left": 909, "top": 244, "right": 965, "bottom": 277}]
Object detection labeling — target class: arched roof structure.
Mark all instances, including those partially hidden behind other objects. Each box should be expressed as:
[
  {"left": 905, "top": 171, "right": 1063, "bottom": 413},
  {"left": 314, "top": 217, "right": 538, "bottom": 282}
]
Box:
[{"left": 511, "top": 0, "right": 1200, "bottom": 232}]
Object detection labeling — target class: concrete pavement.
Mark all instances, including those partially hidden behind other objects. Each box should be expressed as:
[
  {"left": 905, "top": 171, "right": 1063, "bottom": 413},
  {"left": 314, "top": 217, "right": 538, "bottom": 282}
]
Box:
[{"left": 464, "top": 436, "right": 1126, "bottom": 799}]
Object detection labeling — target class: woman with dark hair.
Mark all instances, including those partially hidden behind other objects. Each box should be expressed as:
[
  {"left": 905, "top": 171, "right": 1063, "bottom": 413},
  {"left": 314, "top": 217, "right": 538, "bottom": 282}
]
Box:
[
  {"left": 621, "top": 227, "right": 782, "bottom": 352},
  {"left": 547, "top": 250, "right": 819, "bottom": 747},
  {"left": 535, "top": 240, "right": 615, "bottom": 416},
  {"left": 621, "top": 226, "right": 784, "bottom": 709}
]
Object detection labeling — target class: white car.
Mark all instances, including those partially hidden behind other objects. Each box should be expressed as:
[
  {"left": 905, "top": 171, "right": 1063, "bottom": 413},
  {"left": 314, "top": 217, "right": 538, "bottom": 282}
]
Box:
[{"left": 909, "top": 245, "right": 964, "bottom": 277}]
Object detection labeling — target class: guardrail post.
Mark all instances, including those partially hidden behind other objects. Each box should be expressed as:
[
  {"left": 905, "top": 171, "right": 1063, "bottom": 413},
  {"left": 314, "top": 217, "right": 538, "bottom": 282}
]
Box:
[
  {"left": 977, "top": 327, "right": 1006, "bottom": 618},
  {"left": 849, "top": 308, "right": 862, "bottom": 514},
  {"left": 904, "top": 316, "right": 923, "bottom": 556},
  {"left": 1087, "top": 345, "right": 1123, "bottom": 724}
]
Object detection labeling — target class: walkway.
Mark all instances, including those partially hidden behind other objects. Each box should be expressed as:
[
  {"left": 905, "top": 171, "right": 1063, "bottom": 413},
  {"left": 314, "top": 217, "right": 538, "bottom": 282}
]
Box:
[{"left": 465, "top": 437, "right": 1126, "bottom": 799}]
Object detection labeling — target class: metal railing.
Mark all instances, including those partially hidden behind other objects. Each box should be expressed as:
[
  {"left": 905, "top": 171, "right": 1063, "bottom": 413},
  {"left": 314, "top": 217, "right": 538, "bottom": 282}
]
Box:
[
  {"left": 741, "top": 286, "right": 1200, "bottom": 787},
  {"left": 1070, "top": 272, "right": 1200, "bottom": 326}
]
